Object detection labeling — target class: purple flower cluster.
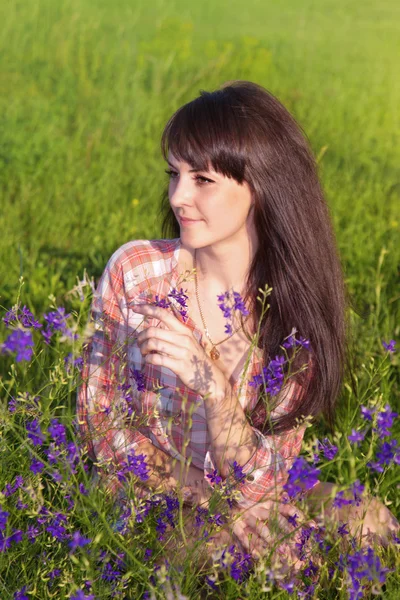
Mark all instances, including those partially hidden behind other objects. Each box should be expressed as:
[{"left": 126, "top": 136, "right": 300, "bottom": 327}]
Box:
[
  {"left": 282, "top": 327, "right": 312, "bottom": 351},
  {"left": 313, "top": 437, "right": 338, "bottom": 462},
  {"left": 333, "top": 481, "right": 365, "bottom": 509},
  {"left": 249, "top": 355, "right": 286, "bottom": 397},
  {"left": 42, "top": 307, "right": 75, "bottom": 344},
  {"left": 375, "top": 404, "right": 398, "bottom": 437},
  {"left": 348, "top": 429, "right": 365, "bottom": 445},
  {"left": 13, "top": 586, "right": 29, "bottom": 600},
  {"left": 338, "top": 546, "right": 393, "bottom": 599},
  {"left": 368, "top": 439, "right": 400, "bottom": 473},
  {"left": 116, "top": 449, "right": 150, "bottom": 483},
  {"left": 1, "top": 329, "right": 35, "bottom": 362},
  {"left": 283, "top": 457, "right": 321, "bottom": 499},
  {"left": 140, "top": 287, "right": 190, "bottom": 322},
  {"left": 64, "top": 353, "right": 84, "bottom": 374},
  {"left": 3, "top": 305, "right": 42, "bottom": 330},
  {"left": 26, "top": 418, "right": 46, "bottom": 446},
  {"left": 130, "top": 367, "right": 146, "bottom": 392},
  {"left": 155, "top": 494, "right": 179, "bottom": 540},
  {"left": 2, "top": 476, "right": 24, "bottom": 498},
  {"left": 209, "top": 543, "right": 253, "bottom": 584},
  {"left": 167, "top": 287, "right": 189, "bottom": 322},
  {"left": 356, "top": 402, "right": 400, "bottom": 472},
  {"left": 217, "top": 290, "right": 250, "bottom": 335},
  {"left": 70, "top": 590, "right": 95, "bottom": 600},
  {"left": 68, "top": 530, "right": 91, "bottom": 552}
]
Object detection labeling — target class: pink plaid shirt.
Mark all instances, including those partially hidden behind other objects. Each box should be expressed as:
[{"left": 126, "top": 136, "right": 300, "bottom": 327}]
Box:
[{"left": 77, "top": 238, "right": 307, "bottom": 508}]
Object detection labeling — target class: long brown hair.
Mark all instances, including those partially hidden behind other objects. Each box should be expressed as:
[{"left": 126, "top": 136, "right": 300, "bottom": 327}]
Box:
[{"left": 158, "top": 80, "right": 352, "bottom": 435}]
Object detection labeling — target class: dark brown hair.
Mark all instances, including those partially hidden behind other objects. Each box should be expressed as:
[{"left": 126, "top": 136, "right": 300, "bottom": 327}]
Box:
[{"left": 158, "top": 80, "right": 352, "bottom": 435}]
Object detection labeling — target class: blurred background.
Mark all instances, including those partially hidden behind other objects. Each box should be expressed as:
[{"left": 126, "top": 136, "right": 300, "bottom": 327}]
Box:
[{"left": 1, "top": 0, "right": 399, "bottom": 361}]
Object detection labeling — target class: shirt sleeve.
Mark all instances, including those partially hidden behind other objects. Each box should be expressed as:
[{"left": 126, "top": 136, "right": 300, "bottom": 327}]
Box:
[
  {"left": 203, "top": 379, "right": 306, "bottom": 509},
  {"left": 76, "top": 250, "right": 150, "bottom": 500}
]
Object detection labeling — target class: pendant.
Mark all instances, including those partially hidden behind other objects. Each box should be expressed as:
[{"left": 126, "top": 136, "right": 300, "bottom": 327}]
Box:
[{"left": 210, "top": 346, "right": 220, "bottom": 361}]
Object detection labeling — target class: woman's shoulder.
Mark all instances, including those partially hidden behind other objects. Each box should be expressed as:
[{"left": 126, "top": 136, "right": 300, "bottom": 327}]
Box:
[{"left": 104, "top": 237, "right": 180, "bottom": 283}]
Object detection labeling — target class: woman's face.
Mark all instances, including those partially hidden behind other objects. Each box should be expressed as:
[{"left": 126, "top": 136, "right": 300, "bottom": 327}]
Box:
[{"left": 167, "top": 152, "right": 256, "bottom": 249}]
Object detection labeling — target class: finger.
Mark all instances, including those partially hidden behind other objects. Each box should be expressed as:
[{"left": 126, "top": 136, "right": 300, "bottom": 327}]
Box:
[
  {"left": 130, "top": 303, "right": 188, "bottom": 332},
  {"left": 140, "top": 337, "right": 185, "bottom": 359},
  {"left": 137, "top": 326, "right": 187, "bottom": 344}
]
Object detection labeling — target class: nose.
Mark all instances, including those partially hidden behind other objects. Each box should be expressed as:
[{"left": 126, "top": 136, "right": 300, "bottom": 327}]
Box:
[{"left": 168, "top": 175, "right": 196, "bottom": 211}]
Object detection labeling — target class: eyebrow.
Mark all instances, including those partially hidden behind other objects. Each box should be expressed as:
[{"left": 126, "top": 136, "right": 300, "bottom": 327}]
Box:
[{"left": 167, "top": 160, "right": 209, "bottom": 173}]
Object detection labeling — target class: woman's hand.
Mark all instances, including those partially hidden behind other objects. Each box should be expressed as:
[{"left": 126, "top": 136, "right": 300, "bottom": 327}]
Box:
[
  {"left": 131, "top": 303, "right": 228, "bottom": 398},
  {"left": 229, "top": 499, "right": 317, "bottom": 576}
]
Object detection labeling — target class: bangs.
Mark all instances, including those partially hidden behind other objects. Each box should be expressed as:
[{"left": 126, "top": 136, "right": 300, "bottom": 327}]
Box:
[{"left": 161, "top": 90, "right": 247, "bottom": 183}]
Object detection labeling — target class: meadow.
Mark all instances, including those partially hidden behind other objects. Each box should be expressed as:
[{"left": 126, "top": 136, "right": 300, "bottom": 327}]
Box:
[{"left": 0, "top": 0, "right": 399, "bottom": 597}]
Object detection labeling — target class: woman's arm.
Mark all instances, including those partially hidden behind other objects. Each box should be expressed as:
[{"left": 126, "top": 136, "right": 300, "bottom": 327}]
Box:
[
  {"left": 203, "top": 379, "right": 307, "bottom": 508},
  {"left": 132, "top": 438, "right": 212, "bottom": 506}
]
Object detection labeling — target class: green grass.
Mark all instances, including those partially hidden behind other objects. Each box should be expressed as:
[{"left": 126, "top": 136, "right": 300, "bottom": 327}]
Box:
[{"left": 0, "top": 0, "right": 399, "bottom": 597}]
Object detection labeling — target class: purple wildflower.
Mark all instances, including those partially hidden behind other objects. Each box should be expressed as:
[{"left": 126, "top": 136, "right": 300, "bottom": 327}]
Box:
[
  {"left": 130, "top": 367, "right": 146, "bottom": 392},
  {"left": 303, "top": 559, "right": 319, "bottom": 578},
  {"left": 351, "top": 480, "right": 365, "bottom": 506},
  {"left": 8, "top": 396, "right": 17, "bottom": 412},
  {"left": 283, "top": 457, "right": 320, "bottom": 498},
  {"left": 316, "top": 437, "right": 338, "bottom": 460},
  {"left": 338, "top": 522, "right": 350, "bottom": 536},
  {"left": 26, "top": 418, "right": 45, "bottom": 446},
  {"left": 68, "top": 531, "right": 91, "bottom": 552},
  {"left": 341, "top": 546, "right": 393, "bottom": 598},
  {"left": 116, "top": 449, "right": 150, "bottom": 482},
  {"left": 65, "top": 353, "right": 84, "bottom": 373},
  {"left": 360, "top": 405, "right": 375, "bottom": 421},
  {"left": 231, "top": 460, "right": 246, "bottom": 482},
  {"left": 70, "top": 591, "right": 95, "bottom": 600},
  {"left": 348, "top": 429, "right": 365, "bottom": 445},
  {"left": 375, "top": 404, "right": 398, "bottom": 437},
  {"left": 42, "top": 307, "right": 74, "bottom": 342},
  {"left": 217, "top": 291, "right": 250, "bottom": 335},
  {"left": 282, "top": 328, "right": 312, "bottom": 351},
  {"left": 26, "top": 525, "right": 41, "bottom": 542},
  {"left": 79, "top": 483, "right": 89, "bottom": 495},
  {"left": 167, "top": 287, "right": 189, "bottom": 322},
  {"left": 3, "top": 307, "right": 18, "bottom": 327},
  {"left": 48, "top": 419, "right": 67, "bottom": 446},
  {"left": 29, "top": 456, "right": 45, "bottom": 474},
  {"left": 2, "top": 475, "right": 24, "bottom": 497},
  {"left": 151, "top": 295, "right": 171, "bottom": 309},
  {"left": 0, "top": 510, "right": 9, "bottom": 531},
  {"left": 195, "top": 506, "right": 209, "bottom": 528},
  {"left": 13, "top": 587, "right": 29, "bottom": 600},
  {"left": 249, "top": 354, "right": 286, "bottom": 397},
  {"left": 206, "top": 469, "right": 223, "bottom": 485},
  {"left": 2, "top": 329, "right": 34, "bottom": 362},
  {"left": 368, "top": 439, "right": 400, "bottom": 472},
  {"left": 4, "top": 305, "right": 41, "bottom": 330},
  {"left": 332, "top": 491, "right": 353, "bottom": 509},
  {"left": 205, "top": 576, "right": 218, "bottom": 590},
  {"left": 47, "top": 568, "right": 62, "bottom": 580},
  {"left": 382, "top": 339, "right": 396, "bottom": 353}
]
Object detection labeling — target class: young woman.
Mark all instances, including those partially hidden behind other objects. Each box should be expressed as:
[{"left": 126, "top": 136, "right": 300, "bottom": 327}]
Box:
[{"left": 77, "top": 80, "right": 398, "bottom": 572}]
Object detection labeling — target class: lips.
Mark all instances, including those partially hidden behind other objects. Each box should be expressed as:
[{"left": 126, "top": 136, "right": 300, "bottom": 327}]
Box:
[{"left": 179, "top": 217, "right": 202, "bottom": 224}]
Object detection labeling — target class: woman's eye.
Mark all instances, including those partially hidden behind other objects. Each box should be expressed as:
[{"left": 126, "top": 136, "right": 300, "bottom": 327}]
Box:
[
  {"left": 195, "top": 175, "right": 213, "bottom": 185},
  {"left": 164, "top": 169, "right": 213, "bottom": 185}
]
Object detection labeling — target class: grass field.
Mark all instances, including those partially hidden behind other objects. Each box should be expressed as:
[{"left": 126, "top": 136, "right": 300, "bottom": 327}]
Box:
[{"left": 0, "top": 0, "right": 399, "bottom": 598}]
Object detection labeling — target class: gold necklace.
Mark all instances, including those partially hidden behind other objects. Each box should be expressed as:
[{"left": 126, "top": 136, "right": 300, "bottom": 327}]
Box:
[{"left": 193, "top": 250, "right": 252, "bottom": 361}]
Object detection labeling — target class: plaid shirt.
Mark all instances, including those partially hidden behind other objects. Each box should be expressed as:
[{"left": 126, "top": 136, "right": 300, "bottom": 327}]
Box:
[{"left": 77, "top": 238, "right": 307, "bottom": 508}]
